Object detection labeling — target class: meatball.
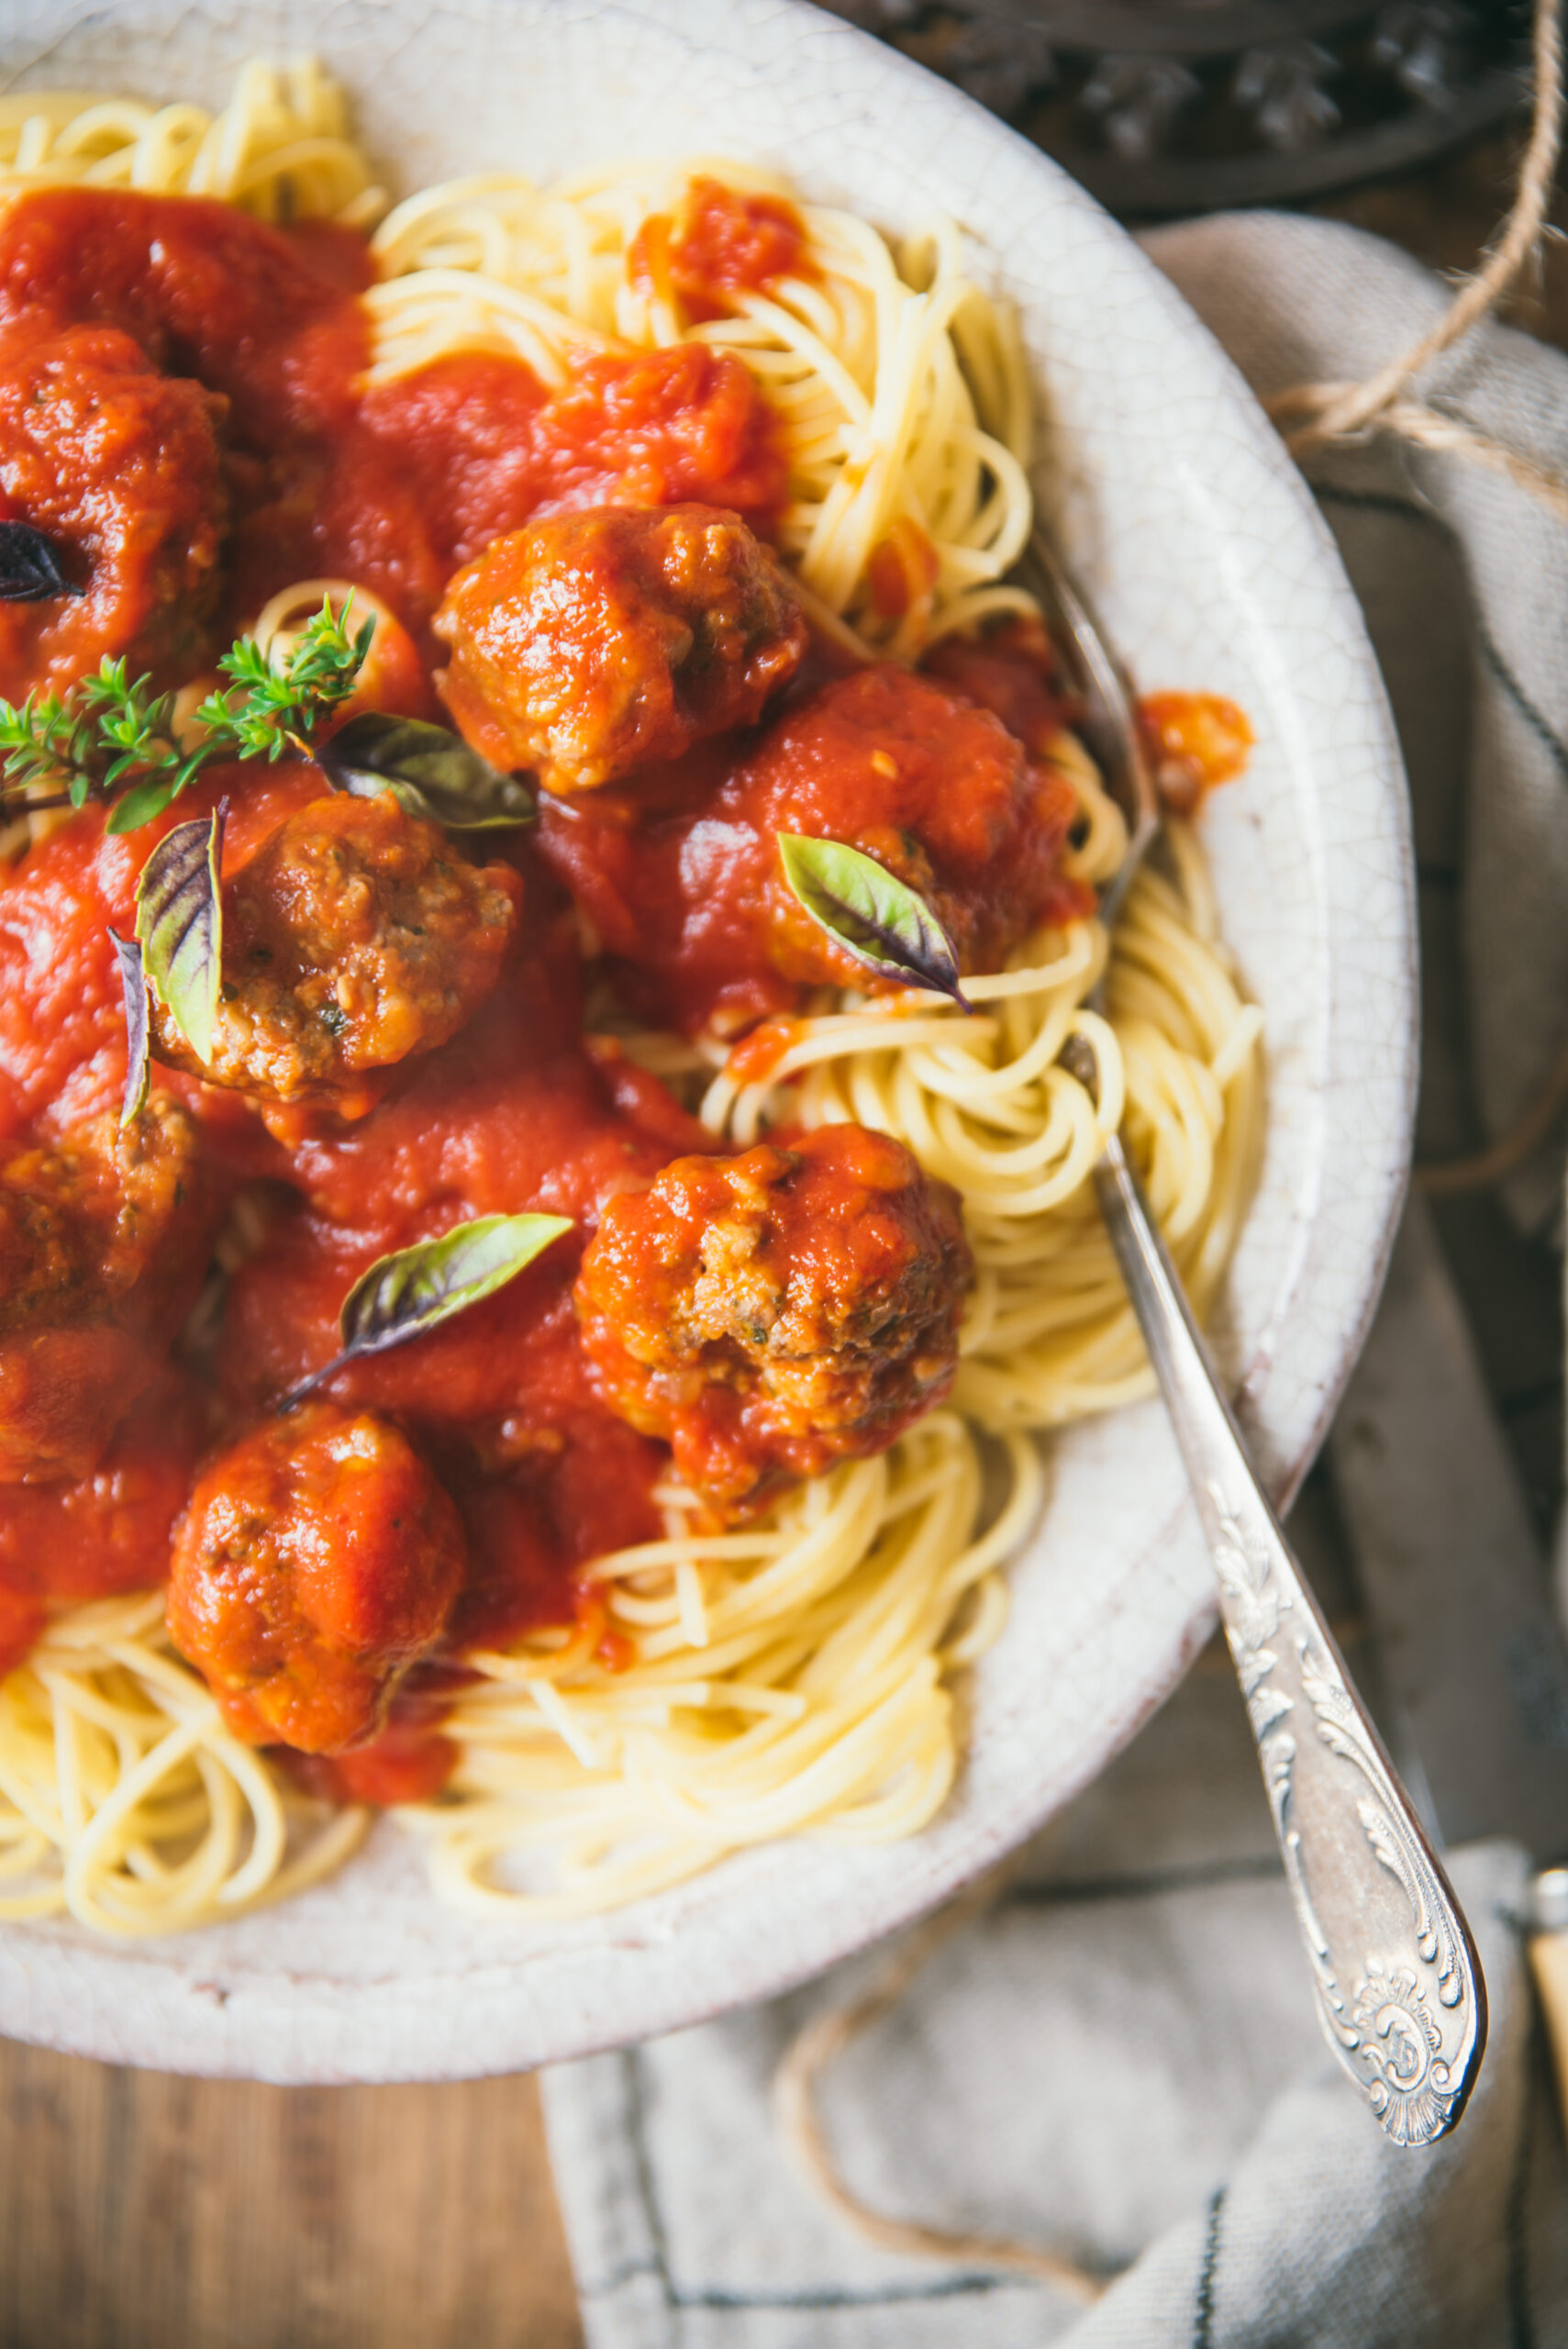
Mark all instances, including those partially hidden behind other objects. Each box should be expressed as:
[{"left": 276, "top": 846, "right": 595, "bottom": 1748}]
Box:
[
  {"left": 0, "top": 322, "right": 227, "bottom": 701},
  {"left": 574, "top": 1124, "right": 970, "bottom": 1512},
  {"left": 743, "top": 669, "right": 1085, "bottom": 996},
  {"left": 166, "top": 1402, "right": 467, "bottom": 1754},
  {"left": 535, "top": 662, "right": 1090, "bottom": 1038},
  {"left": 436, "top": 503, "right": 806, "bottom": 794},
  {"left": 0, "top": 1099, "right": 211, "bottom": 1483},
  {"left": 150, "top": 791, "right": 520, "bottom": 1114},
  {"left": 920, "top": 615, "right": 1067, "bottom": 755}
]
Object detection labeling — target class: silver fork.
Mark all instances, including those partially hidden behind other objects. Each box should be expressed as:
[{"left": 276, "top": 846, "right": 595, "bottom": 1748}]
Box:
[{"left": 1022, "top": 527, "right": 1486, "bottom": 2146}]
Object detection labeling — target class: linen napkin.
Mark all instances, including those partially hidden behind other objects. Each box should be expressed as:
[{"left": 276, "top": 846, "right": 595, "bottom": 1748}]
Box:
[{"left": 539, "top": 213, "right": 1568, "bottom": 2347}]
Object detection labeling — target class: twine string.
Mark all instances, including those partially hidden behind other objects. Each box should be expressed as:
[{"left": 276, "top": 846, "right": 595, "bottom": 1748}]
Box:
[
  {"left": 1417, "top": 1020, "right": 1568, "bottom": 1197},
  {"left": 1283, "top": 388, "right": 1568, "bottom": 526},
  {"left": 773, "top": 1860, "right": 1111, "bottom": 2299},
  {"left": 1267, "top": 0, "right": 1564, "bottom": 460},
  {"left": 1268, "top": 0, "right": 1568, "bottom": 1196}
]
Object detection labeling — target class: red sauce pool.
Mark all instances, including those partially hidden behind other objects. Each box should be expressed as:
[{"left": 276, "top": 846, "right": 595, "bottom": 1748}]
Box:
[
  {"left": 0, "top": 182, "right": 1123, "bottom": 1789},
  {"left": 629, "top": 177, "right": 813, "bottom": 323}
]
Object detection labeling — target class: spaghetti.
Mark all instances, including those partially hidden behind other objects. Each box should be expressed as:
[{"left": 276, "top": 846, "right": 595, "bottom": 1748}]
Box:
[
  {"left": 366, "top": 165, "right": 1035, "bottom": 657},
  {"left": 0, "top": 55, "right": 383, "bottom": 222},
  {"left": 0, "top": 59, "right": 1262, "bottom": 1933},
  {"left": 0, "top": 1593, "right": 365, "bottom": 1934}
]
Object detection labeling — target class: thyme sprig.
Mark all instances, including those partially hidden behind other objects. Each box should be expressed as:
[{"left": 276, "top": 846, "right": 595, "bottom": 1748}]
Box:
[{"left": 0, "top": 597, "right": 374, "bottom": 837}]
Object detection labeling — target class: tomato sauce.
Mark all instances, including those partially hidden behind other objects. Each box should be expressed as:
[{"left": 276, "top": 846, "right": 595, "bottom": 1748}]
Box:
[
  {"left": 867, "top": 518, "right": 940, "bottom": 623},
  {"left": 629, "top": 177, "right": 812, "bottom": 323},
  {"left": 1138, "top": 691, "right": 1254, "bottom": 817},
  {"left": 0, "top": 1372, "right": 204, "bottom": 1602},
  {"left": 208, "top": 889, "right": 694, "bottom": 1667},
  {"left": 295, "top": 1718, "right": 460, "bottom": 1809},
  {"left": 0, "top": 187, "right": 786, "bottom": 675},
  {"left": 0, "top": 182, "right": 1116, "bottom": 1779}
]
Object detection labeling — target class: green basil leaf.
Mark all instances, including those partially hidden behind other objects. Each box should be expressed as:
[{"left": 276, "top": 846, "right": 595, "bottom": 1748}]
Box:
[
  {"left": 107, "top": 928, "right": 150, "bottom": 1126},
  {"left": 318, "top": 712, "right": 536, "bottom": 830},
  {"left": 279, "top": 1212, "right": 573, "bottom": 1410},
  {"left": 135, "top": 805, "right": 224, "bottom": 1065},
  {"left": 777, "top": 833, "right": 970, "bottom": 1008}
]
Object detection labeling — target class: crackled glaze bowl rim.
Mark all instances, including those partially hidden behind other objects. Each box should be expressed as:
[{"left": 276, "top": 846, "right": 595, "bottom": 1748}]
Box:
[{"left": 0, "top": 0, "right": 1415, "bottom": 2083}]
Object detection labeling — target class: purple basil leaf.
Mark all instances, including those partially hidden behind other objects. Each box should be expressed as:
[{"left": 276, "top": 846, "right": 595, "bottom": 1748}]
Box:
[
  {"left": 777, "top": 833, "right": 970, "bottom": 1007},
  {"left": 0, "top": 522, "right": 83, "bottom": 604}
]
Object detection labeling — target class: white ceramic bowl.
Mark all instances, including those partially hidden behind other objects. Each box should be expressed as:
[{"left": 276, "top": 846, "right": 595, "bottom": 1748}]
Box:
[{"left": 0, "top": 0, "right": 1414, "bottom": 2083}]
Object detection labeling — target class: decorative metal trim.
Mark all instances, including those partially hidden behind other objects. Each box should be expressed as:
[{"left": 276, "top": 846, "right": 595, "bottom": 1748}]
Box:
[{"left": 1093, "top": 1134, "right": 1487, "bottom": 2144}]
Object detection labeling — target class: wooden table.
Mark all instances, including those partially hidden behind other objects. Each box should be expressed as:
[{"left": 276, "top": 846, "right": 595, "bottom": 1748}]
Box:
[
  {"left": 3, "top": 111, "right": 1562, "bottom": 2349},
  {"left": 0, "top": 2044, "right": 582, "bottom": 2348}
]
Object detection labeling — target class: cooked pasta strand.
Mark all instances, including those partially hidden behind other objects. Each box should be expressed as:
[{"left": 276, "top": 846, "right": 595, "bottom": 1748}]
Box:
[{"left": 0, "top": 59, "right": 1262, "bottom": 1932}]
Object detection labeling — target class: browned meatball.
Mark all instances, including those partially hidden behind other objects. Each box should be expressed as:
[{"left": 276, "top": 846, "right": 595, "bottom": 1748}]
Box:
[
  {"left": 574, "top": 1123, "right": 970, "bottom": 1513},
  {"left": 436, "top": 503, "right": 807, "bottom": 794},
  {"left": 150, "top": 791, "right": 521, "bottom": 1115},
  {"left": 0, "top": 322, "right": 227, "bottom": 701},
  {"left": 167, "top": 1401, "right": 467, "bottom": 1754},
  {"left": 0, "top": 1098, "right": 211, "bottom": 1482},
  {"left": 533, "top": 662, "right": 1092, "bottom": 1041}
]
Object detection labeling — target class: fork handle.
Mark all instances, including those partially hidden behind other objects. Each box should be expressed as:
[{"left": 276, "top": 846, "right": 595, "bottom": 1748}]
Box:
[{"left": 1094, "top": 1133, "right": 1487, "bottom": 2144}]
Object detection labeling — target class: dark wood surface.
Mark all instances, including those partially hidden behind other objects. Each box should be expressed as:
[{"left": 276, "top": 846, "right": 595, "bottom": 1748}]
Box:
[
  {"left": 0, "top": 2041, "right": 583, "bottom": 2349},
  {"left": 2, "top": 107, "right": 1562, "bottom": 2349}
]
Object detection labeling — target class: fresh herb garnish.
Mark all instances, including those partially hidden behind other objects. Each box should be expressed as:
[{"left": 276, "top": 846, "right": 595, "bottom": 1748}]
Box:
[
  {"left": 108, "top": 929, "right": 150, "bottom": 1125},
  {"left": 317, "top": 711, "right": 536, "bottom": 830},
  {"left": 0, "top": 597, "right": 373, "bottom": 836},
  {"left": 777, "top": 833, "right": 970, "bottom": 1008},
  {"left": 0, "top": 521, "right": 83, "bottom": 604},
  {"left": 135, "top": 804, "right": 225, "bottom": 1067},
  {"left": 278, "top": 1214, "right": 573, "bottom": 1410}
]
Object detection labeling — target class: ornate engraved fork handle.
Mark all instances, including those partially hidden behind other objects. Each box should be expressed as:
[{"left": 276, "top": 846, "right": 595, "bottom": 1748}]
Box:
[{"left": 1095, "top": 1131, "right": 1487, "bottom": 2145}]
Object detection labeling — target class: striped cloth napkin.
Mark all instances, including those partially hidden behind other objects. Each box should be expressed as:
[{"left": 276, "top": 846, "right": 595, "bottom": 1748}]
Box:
[{"left": 539, "top": 211, "right": 1568, "bottom": 2349}]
